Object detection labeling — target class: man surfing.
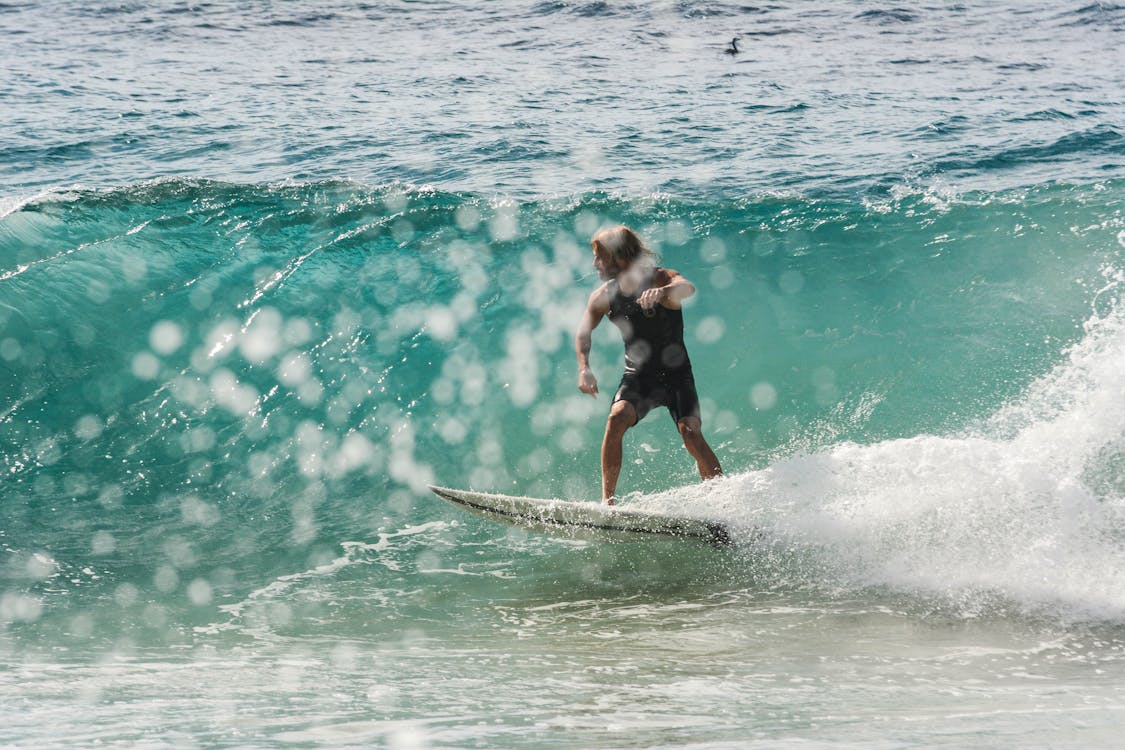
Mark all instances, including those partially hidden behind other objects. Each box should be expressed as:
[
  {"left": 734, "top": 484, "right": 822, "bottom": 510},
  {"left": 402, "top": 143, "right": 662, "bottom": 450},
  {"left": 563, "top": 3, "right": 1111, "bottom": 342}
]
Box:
[{"left": 574, "top": 225, "right": 723, "bottom": 503}]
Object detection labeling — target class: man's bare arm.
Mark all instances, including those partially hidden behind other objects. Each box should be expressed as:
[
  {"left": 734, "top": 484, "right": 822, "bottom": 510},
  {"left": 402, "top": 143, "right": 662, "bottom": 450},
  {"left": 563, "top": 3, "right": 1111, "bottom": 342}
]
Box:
[
  {"left": 638, "top": 268, "right": 695, "bottom": 310},
  {"left": 575, "top": 287, "right": 609, "bottom": 397}
]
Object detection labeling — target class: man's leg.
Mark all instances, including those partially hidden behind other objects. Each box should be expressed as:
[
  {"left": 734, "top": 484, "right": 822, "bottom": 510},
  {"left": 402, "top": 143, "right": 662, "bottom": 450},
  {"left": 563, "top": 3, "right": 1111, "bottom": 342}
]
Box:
[
  {"left": 676, "top": 416, "right": 723, "bottom": 481},
  {"left": 601, "top": 400, "right": 638, "bottom": 503}
]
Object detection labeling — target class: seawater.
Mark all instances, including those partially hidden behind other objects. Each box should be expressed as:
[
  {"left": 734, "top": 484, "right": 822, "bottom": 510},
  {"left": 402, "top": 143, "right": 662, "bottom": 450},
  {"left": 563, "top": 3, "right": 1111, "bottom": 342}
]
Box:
[{"left": 2, "top": 1, "right": 1125, "bottom": 748}]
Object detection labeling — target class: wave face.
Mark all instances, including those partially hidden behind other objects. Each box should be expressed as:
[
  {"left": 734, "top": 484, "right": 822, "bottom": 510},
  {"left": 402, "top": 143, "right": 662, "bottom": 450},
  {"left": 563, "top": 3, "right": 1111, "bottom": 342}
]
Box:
[{"left": 1, "top": 178, "right": 1122, "bottom": 637}]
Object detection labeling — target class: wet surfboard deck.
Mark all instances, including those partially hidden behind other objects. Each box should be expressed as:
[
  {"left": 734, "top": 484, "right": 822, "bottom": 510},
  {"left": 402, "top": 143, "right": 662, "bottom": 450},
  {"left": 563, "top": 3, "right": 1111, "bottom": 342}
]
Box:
[{"left": 429, "top": 485, "right": 732, "bottom": 545}]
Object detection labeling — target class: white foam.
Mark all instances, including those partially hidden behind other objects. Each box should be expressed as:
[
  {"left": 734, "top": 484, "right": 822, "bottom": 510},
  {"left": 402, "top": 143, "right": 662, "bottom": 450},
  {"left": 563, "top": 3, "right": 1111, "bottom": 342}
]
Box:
[{"left": 645, "top": 275, "right": 1125, "bottom": 621}]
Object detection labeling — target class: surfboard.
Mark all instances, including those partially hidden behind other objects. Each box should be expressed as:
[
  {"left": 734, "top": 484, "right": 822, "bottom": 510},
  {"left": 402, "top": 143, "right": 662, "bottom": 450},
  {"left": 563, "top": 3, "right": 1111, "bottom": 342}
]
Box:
[{"left": 429, "top": 485, "right": 732, "bottom": 545}]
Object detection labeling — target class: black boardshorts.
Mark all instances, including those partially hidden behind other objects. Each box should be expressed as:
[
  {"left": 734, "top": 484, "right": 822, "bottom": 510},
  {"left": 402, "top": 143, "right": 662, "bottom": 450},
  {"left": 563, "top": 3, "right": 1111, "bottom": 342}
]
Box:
[{"left": 612, "top": 367, "right": 701, "bottom": 425}]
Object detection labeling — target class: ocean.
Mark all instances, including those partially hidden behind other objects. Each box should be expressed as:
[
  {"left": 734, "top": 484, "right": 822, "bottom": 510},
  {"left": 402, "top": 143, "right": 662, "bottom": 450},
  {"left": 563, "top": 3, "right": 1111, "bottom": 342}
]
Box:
[{"left": 2, "top": 1, "right": 1124, "bottom": 747}]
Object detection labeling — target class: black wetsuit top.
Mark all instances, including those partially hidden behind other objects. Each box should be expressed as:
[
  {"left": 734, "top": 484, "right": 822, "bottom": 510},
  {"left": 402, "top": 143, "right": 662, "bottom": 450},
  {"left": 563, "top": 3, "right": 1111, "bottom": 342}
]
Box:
[{"left": 606, "top": 272, "right": 700, "bottom": 423}]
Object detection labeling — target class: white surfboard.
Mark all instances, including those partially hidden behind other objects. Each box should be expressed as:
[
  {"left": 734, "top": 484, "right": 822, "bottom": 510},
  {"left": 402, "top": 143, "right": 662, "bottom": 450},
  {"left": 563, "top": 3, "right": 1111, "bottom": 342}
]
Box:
[{"left": 429, "top": 485, "right": 732, "bottom": 545}]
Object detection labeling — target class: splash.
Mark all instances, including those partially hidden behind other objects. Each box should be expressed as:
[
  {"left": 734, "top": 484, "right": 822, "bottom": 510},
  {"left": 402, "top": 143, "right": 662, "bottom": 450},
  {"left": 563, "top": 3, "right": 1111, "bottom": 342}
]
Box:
[{"left": 645, "top": 271, "right": 1125, "bottom": 622}]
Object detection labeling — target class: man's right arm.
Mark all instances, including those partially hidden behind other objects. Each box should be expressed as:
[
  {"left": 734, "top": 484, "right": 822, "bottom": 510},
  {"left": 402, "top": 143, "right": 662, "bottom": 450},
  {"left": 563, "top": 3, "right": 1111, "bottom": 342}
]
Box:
[{"left": 575, "top": 287, "right": 608, "bottom": 397}]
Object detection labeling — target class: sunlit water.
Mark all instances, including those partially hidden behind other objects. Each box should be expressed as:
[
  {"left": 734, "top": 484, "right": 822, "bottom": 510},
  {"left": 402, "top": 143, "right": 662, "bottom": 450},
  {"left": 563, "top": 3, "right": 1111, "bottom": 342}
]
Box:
[{"left": 3, "top": 1, "right": 1125, "bottom": 748}]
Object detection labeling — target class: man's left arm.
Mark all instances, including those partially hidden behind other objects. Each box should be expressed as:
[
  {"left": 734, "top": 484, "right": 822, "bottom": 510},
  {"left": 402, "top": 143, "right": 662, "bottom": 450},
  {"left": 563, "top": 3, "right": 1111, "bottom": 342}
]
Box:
[{"left": 638, "top": 268, "right": 695, "bottom": 310}]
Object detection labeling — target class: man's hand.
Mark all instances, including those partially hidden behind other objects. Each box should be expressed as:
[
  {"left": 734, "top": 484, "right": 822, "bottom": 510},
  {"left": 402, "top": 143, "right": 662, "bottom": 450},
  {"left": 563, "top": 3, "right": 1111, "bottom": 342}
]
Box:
[
  {"left": 638, "top": 285, "right": 667, "bottom": 310},
  {"left": 578, "top": 367, "right": 599, "bottom": 397}
]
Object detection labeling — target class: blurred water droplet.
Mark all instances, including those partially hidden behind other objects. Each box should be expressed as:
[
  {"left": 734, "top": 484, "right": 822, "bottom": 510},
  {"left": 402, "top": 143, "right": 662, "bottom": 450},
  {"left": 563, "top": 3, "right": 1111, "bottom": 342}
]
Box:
[
  {"left": 0, "top": 593, "right": 43, "bottom": 624},
  {"left": 489, "top": 204, "right": 519, "bottom": 242},
  {"left": 780, "top": 269, "right": 804, "bottom": 294},
  {"left": 750, "top": 382, "right": 778, "bottom": 410},
  {"left": 0, "top": 338, "right": 21, "bottom": 362},
  {"left": 700, "top": 237, "right": 727, "bottom": 264},
  {"left": 154, "top": 566, "right": 179, "bottom": 593},
  {"left": 710, "top": 265, "right": 734, "bottom": 289},
  {"left": 26, "top": 553, "right": 58, "bottom": 581},
  {"left": 455, "top": 204, "right": 481, "bottom": 231},
  {"left": 131, "top": 352, "right": 161, "bottom": 380},
  {"left": 91, "top": 530, "right": 116, "bottom": 555},
  {"left": 425, "top": 306, "right": 458, "bottom": 342},
  {"left": 150, "top": 320, "right": 184, "bottom": 355},
  {"left": 114, "top": 583, "right": 139, "bottom": 608},
  {"left": 240, "top": 307, "right": 283, "bottom": 364},
  {"left": 695, "top": 316, "right": 725, "bottom": 344},
  {"left": 187, "top": 578, "right": 213, "bottom": 605}
]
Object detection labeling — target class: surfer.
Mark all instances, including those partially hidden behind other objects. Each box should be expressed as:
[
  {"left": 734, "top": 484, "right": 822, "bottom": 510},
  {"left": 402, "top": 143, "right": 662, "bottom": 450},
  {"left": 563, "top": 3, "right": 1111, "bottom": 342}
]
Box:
[{"left": 574, "top": 226, "right": 723, "bottom": 503}]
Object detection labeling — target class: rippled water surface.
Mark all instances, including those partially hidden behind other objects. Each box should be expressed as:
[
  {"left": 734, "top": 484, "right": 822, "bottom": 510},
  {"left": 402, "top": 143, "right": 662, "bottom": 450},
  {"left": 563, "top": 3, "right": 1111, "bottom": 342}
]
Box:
[{"left": 2, "top": 1, "right": 1122, "bottom": 197}]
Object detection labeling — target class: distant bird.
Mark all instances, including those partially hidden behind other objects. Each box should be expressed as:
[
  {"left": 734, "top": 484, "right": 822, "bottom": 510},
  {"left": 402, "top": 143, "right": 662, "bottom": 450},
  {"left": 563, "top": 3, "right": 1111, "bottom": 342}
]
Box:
[{"left": 724, "top": 37, "right": 740, "bottom": 55}]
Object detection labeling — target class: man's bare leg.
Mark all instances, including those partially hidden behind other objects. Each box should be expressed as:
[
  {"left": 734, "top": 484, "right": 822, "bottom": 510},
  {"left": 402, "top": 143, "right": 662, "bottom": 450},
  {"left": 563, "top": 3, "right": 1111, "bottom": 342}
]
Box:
[
  {"left": 601, "top": 400, "right": 638, "bottom": 503},
  {"left": 676, "top": 416, "right": 723, "bottom": 480}
]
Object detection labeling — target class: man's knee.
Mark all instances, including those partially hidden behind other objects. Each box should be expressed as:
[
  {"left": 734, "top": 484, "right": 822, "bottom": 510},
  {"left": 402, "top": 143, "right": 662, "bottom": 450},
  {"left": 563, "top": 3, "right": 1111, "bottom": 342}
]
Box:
[
  {"left": 606, "top": 402, "right": 637, "bottom": 435},
  {"left": 677, "top": 416, "right": 702, "bottom": 441}
]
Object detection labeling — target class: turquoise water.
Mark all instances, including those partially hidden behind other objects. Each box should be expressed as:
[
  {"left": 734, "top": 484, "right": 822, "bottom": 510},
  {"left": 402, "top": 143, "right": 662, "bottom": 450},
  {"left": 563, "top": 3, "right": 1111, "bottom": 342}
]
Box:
[{"left": 3, "top": 1, "right": 1125, "bottom": 747}]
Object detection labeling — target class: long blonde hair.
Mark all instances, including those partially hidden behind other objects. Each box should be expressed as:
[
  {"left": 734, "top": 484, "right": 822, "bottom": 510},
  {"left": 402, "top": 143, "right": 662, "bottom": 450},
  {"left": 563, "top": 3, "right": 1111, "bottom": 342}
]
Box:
[{"left": 591, "top": 225, "right": 658, "bottom": 269}]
